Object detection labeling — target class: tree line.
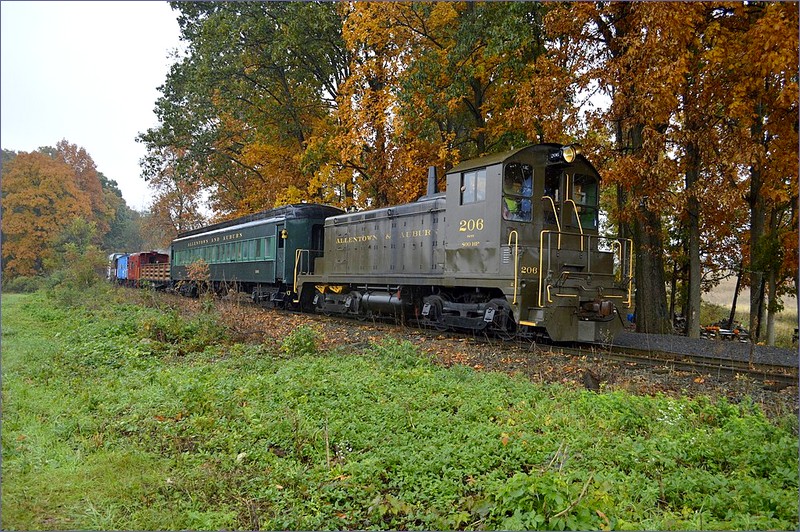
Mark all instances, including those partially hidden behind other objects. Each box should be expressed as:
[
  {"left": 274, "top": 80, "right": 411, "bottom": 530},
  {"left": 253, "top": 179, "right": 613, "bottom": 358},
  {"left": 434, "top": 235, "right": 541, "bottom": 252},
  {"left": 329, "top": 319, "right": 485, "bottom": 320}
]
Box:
[
  {"left": 1, "top": 141, "right": 164, "bottom": 286},
  {"left": 3, "top": 3, "right": 794, "bottom": 343},
  {"left": 139, "top": 2, "right": 797, "bottom": 342}
]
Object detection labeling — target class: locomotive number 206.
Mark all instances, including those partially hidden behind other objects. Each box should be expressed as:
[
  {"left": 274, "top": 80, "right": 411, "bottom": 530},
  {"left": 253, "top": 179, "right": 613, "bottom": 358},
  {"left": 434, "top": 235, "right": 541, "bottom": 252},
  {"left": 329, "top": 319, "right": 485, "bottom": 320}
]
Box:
[{"left": 459, "top": 218, "right": 484, "bottom": 232}]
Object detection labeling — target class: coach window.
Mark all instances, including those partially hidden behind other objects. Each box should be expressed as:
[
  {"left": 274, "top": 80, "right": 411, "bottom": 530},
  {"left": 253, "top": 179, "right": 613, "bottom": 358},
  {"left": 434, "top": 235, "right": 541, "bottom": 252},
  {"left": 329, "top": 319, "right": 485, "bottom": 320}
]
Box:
[
  {"left": 461, "top": 168, "right": 486, "bottom": 205},
  {"left": 264, "top": 236, "right": 276, "bottom": 260}
]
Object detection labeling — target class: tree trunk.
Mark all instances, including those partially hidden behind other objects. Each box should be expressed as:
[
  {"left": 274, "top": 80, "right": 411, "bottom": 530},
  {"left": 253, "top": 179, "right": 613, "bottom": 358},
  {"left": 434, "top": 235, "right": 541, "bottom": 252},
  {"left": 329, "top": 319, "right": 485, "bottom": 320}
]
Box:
[
  {"left": 621, "top": 122, "right": 671, "bottom": 335},
  {"left": 748, "top": 139, "right": 766, "bottom": 341},
  {"left": 728, "top": 264, "right": 742, "bottom": 329},
  {"left": 685, "top": 140, "right": 702, "bottom": 338},
  {"left": 766, "top": 269, "right": 777, "bottom": 346},
  {"left": 669, "top": 260, "right": 678, "bottom": 326},
  {"left": 632, "top": 206, "right": 672, "bottom": 334}
]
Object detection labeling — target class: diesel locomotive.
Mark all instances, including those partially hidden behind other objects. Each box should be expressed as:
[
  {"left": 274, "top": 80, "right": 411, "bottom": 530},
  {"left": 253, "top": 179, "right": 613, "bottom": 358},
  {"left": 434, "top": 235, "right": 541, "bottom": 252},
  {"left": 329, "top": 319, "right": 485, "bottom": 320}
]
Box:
[
  {"left": 295, "top": 143, "right": 633, "bottom": 342},
  {"left": 111, "top": 143, "right": 633, "bottom": 343}
]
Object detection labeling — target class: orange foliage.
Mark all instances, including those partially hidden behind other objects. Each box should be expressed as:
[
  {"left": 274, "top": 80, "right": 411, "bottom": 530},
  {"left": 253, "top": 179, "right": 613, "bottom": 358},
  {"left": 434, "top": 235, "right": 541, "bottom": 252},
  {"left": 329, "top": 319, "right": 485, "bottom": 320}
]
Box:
[{"left": 2, "top": 152, "right": 92, "bottom": 277}]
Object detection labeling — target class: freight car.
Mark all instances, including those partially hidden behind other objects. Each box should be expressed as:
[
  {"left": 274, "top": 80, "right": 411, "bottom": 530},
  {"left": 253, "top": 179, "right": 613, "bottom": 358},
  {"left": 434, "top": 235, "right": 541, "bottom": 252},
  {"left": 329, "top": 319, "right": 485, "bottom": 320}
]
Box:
[
  {"left": 296, "top": 143, "right": 633, "bottom": 342},
  {"left": 115, "top": 254, "right": 129, "bottom": 284},
  {"left": 129, "top": 251, "right": 170, "bottom": 287},
  {"left": 169, "top": 204, "right": 344, "bottom": 303},
  {"left": 110, "top": 251, "right": 170, "bottom": 287},
  {"left": 107, "top": 253, "right": 125, "bottom": 282}
]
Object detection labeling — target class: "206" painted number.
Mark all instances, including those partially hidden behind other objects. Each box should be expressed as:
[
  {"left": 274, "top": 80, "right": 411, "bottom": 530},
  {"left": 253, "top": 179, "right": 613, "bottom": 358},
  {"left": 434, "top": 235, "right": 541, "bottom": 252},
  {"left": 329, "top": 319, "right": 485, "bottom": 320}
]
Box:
[{"left": 459, "top": 218, "right": 484, "bottom": 232}]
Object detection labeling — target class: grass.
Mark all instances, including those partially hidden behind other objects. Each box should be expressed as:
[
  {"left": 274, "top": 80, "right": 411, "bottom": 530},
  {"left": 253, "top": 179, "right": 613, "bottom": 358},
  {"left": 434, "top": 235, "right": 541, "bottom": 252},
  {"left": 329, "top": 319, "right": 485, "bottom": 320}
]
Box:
[{"left": 2, "top": 289, "right": 798, "bottom": 530}]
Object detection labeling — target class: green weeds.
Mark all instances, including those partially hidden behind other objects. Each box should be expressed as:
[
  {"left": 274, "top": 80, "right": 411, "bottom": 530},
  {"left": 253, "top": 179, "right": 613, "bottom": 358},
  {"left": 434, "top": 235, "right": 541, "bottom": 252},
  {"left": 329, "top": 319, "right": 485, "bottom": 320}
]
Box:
[
  {"left": 280, "top": 324, "right": 320, "bottom": 357},
  {"left": 2, "top": 291, "right": 798, "bottom": 530}
]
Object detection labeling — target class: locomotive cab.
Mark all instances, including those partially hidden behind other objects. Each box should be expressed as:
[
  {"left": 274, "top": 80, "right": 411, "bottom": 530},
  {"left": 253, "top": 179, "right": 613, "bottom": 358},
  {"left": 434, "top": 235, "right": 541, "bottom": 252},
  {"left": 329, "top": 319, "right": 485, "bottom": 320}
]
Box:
[{"left": 444, "top": 144, "right": 633, "bottom": 342}]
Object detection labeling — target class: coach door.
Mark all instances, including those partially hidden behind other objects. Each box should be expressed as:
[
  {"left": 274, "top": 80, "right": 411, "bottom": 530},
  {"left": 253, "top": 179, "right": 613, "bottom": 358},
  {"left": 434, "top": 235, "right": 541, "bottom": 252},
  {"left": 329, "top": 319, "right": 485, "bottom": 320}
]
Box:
[{"left": 276, "top": 224, "right": 286, "bottom": 281}]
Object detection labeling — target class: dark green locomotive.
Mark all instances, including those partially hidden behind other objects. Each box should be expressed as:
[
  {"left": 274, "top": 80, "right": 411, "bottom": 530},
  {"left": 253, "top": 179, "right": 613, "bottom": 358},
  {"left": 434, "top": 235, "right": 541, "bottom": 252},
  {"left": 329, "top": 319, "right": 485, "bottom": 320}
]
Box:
[
  {"left": 171, "top": 204, "right": 343, "bottom": 303},
  {"left": 297, "top": 144, "right": 633, "bottom": 342}
]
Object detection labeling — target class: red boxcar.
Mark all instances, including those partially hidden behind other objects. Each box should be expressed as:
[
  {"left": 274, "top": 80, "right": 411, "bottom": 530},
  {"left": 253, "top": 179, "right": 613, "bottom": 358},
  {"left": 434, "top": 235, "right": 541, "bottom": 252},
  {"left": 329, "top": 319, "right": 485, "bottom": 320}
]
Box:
[{"left": 128, "top": 251, "right": 169, "bottom": 285}]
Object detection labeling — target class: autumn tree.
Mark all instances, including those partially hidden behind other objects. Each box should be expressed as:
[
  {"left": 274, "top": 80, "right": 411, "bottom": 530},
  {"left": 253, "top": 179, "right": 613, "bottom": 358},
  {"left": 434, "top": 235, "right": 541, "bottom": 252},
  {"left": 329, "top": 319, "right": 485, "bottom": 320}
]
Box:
[
  {"left": 1, "top": 152, "right": 92, "bottom": 277},
  {"left": 54, "top": 139, "right": 116, "bottom": 236},
  {"left": 143, "top": 146, "right": 207, "bottom": 248},
  {"left": 539, "top": 2, "right": 798, "bottom": 337},
  {"left": 719, "top": 2, "right": 798, "bottom": 343},
  {"left": 138, "top": 1, "right": 351, "bottom": 215},
  {"left": 323, "top": 2, "right": 553, "bottom": 208},
  {"left": 2, "top": 140, "right": 144, "bottom": 281},
  {"left": 545, "top": 3, "right": 683, "bottom": 334}
]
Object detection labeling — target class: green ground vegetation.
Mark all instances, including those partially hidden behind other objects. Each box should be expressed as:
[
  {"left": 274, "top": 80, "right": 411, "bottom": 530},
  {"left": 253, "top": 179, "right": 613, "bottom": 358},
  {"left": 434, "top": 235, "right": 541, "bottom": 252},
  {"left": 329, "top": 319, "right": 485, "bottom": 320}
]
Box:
[{"left": 2, "top": 287, "right": 798, "bottom": 530}]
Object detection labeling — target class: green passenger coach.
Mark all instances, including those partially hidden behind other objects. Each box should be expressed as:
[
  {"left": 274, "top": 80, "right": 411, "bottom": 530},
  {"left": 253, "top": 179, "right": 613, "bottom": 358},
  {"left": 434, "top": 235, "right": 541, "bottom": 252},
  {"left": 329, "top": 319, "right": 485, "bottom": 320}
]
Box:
[{"left": 170, "top": 204, "right": 343, "bottom": 303}]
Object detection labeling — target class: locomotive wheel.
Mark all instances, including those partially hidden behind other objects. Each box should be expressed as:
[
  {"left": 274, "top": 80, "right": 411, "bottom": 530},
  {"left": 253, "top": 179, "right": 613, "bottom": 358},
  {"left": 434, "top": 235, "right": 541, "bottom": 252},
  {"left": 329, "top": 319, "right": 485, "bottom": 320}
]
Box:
[
  {"left": 423, "top": 295, "right": 448, "bottom": 331},
  {"left": 348, "top": 291, "right": 368, "bottom": 321},
  {"left": 487, "top": 298, "right": 516, "bottom": 340}
]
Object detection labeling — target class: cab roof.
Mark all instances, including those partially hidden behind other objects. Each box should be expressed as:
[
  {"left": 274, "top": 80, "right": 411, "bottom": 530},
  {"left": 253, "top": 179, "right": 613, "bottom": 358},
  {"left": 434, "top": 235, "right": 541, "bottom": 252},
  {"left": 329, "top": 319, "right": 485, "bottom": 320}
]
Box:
[{"left": 447, "top": 143, "right": 599, "bottom": 177}]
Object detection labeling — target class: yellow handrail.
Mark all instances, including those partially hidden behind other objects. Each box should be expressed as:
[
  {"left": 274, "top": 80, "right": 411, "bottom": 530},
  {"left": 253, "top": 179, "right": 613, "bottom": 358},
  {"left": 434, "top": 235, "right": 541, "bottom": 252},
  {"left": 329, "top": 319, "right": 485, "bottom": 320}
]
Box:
[
  {"left": 541, "top": 196, "right": 562, "bottom": 249},
  {"left": 625, "top": 238, "right": 634, "bottom": 308},
  {"left": 292, "top": 248, "right": 305, "bottom": 302},
  {"left": 507, "top": 230, "right": 519, "bottom": 305},
  {"left": 538, "top": 230, "right": 552, "bottom": 307},
  {"left": 564, "top": 199, "right": 584, "bottom": 251}
]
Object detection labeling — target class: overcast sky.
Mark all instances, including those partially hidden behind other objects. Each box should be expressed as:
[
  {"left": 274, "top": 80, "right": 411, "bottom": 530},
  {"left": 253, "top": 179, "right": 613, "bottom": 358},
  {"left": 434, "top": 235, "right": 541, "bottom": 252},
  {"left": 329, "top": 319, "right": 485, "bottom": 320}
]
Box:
[{"left": 1, "top": 1, "right": 183, "bottom": 210}]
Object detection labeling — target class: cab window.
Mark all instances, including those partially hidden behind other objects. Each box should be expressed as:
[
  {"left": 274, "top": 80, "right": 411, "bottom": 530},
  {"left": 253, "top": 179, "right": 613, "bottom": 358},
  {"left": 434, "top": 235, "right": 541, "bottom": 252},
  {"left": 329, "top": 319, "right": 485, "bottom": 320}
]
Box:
[
  {"left": 503, "top": 163, "right": 533, "bottom": 222},
  {"left": 571, "top": 174, "right": 599, "bottom": 230},
  {"left": 543, "top": 167, "right": 561, "bottom": 225},
  {"left": 461, "top": 168, "right": 486, "bottom": 205}
]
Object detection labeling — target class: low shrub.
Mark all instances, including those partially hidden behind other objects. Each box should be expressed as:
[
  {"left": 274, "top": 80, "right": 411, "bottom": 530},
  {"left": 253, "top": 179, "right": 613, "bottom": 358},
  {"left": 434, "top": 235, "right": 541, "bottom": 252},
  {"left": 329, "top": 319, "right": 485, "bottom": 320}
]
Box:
[
  {"left": 2, "top": 275, "right": 45, "bottom": 293},
  {"left": 140, "top": 309, "right": 229, "bottom": 355},
  {"left": 280, "top": 325, "right": 320, "bottom": 357}
]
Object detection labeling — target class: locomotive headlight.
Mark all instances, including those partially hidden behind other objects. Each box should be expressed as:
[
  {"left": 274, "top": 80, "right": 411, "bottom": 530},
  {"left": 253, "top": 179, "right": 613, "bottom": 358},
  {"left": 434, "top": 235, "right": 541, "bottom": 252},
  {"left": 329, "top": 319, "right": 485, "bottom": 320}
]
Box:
[
  {"left": 548, "top": 144, "right": 583, "bottom": 164},
  {"left": 561, "top": 145, "right": 578, "bottom": 163}
]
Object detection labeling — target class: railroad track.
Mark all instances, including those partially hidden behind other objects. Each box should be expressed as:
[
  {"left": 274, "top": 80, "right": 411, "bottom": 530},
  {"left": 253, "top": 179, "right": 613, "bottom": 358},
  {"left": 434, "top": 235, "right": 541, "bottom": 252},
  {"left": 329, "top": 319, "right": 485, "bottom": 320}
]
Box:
[
  {"left": 307, "top": 312, "right": 799, "bottom": 388},
  {"left": 563, "top": 343, "right": 799, "bottom": 388},
  {"left": 295, "top": 309, "right": 799, "bottom": 387},
  {"left": 173, "top": 290, "right": 800, "bottom": 389}
]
